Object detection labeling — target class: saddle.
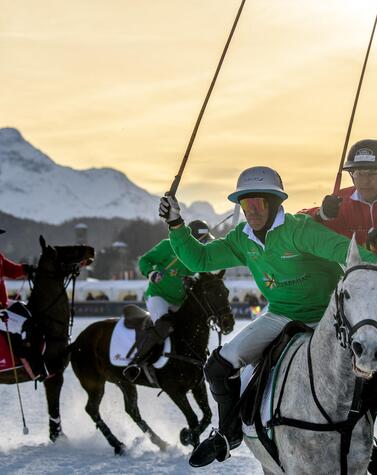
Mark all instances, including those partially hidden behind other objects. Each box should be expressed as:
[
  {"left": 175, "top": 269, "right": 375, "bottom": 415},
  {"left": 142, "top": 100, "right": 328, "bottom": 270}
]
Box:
[
  {"left": 240, "top": 320, "right": 313, "bottom": 426},
  {"left": 123, "top": 304, "right": 152, "bottom": 331}
]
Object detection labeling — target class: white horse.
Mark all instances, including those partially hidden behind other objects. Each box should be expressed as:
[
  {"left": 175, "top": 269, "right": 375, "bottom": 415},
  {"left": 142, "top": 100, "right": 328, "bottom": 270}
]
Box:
[{"left": 244, "top": 237, "right": 377, "bottom": 475}]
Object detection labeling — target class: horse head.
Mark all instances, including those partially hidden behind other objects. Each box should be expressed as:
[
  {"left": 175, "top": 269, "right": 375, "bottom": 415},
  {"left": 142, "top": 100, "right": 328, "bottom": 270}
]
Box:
[
  {"left": 335, "top": 235, "right": 377, "bottom": 380},
  {"left": 190, "top": 271, "right": 235, "bottom": 335},
  {"left": 38, "top": 235, "right": 94, "bottom": 278}
]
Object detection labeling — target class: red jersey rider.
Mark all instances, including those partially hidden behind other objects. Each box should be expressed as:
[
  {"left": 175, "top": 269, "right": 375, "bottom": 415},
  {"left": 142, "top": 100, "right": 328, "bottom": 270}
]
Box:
[{"left": 302, "top": 139, "right": 377, "bottom": 251}]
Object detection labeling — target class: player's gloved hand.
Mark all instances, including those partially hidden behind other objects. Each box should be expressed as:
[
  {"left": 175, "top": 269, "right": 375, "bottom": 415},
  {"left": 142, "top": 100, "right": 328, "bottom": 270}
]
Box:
[
  {"left": 148, "top": 271, "right": 164, "bottom": 284},
  {"left": 319, "top": 195, "right": 342, "bottom": 220},
  {"left": 23, "top": 264, "right": 37, "bottom": 279},
  {"left": 159, "top": 193, "right": 184, "bottom": 227}
]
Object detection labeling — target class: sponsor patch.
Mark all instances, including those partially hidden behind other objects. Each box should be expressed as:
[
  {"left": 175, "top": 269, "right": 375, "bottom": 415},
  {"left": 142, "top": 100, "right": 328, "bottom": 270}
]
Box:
[{"left": 354, "top": 148, "right": 376, "bottom": 162}]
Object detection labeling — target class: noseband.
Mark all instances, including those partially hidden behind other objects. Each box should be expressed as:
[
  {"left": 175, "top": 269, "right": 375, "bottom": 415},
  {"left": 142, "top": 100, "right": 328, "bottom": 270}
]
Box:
[{"left": 334, "top": 264, "right": 377, "bottom": 349}]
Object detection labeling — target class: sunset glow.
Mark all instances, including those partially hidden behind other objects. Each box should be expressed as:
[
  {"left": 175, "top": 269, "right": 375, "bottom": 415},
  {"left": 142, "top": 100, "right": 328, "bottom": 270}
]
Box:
[{"left": 1, "top": 0, "right": 376, "bottom": 213}]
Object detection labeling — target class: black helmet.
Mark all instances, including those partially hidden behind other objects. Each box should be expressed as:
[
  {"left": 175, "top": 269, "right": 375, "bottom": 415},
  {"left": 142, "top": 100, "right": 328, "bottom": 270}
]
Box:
[
  {"left": 188, "top": 220, "right": 214, "bottom": 243},
  {"left": 343, "top": 139, "right": 377, "bottom": 170}
]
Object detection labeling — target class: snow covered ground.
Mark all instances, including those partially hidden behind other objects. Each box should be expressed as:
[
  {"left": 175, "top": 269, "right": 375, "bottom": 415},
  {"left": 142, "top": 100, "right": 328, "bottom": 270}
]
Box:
[{"left": 0, "top": 318, "right": 263, "bottom": 475}]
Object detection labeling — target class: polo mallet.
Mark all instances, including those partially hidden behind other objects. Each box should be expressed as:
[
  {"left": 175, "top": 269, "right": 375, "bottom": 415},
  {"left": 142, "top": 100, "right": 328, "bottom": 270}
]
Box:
[
  {"left": 4, "top": 317, "right": 29, "bottom": 434},
  {"left": 333, "top": 13, "right": 377, "bottom": 195},
  {"left": 169, "top": 0, "right": 247, "bottom": 197}
]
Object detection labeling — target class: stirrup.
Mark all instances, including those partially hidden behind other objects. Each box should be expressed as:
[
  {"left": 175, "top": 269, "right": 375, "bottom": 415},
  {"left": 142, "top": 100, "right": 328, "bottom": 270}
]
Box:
[
  {"left": 211, "top": 429, "right": 231, "bottom": 461},
  {"left": 122, "top": 364, "right": 141, "bottom": 382}
]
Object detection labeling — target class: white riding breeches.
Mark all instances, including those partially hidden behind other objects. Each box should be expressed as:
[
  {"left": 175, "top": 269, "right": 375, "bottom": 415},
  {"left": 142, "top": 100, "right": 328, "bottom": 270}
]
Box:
[
  {"left": 146, "top": 296, "right": 179, "bottom": 323},
  {"left": 220, "top": 312, "right": 318, "bottom": 369}
]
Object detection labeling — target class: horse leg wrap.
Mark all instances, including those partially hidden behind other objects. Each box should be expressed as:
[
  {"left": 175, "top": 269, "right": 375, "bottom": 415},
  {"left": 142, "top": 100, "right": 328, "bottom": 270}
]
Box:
[
  {"left": 204, "top": 348, "right": 242, "bottom": 443},
  {"left": 94, "top": 416, "right": 123, "bottom": 450}
]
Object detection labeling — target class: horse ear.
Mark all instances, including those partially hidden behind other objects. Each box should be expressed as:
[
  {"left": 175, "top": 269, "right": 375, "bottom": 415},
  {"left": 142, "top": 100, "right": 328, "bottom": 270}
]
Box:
[
  {"left": 217, "top": 269, "right": 226, "bottom": 279},
  {"left": 39, "top": 235, "right": 46, "bottom": 250},
  {"left": 346, "top": 234, "right": 361, "bottom": 269}
]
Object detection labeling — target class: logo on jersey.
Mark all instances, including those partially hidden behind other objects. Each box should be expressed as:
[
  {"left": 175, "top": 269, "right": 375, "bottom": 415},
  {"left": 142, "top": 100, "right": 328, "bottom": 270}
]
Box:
[{"left": 262, "top": 272, "right": 310, "bottom": 289}]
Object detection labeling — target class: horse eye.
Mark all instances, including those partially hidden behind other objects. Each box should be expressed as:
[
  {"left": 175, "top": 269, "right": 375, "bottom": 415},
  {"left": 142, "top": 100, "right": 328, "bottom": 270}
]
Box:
[{"left": 344, "top": 290, "right": 350, "bottom": 300}]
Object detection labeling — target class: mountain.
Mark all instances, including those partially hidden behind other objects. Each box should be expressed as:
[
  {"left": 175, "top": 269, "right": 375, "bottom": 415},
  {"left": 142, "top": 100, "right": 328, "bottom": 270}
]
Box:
[{"left": 0, "top": 128, "right": 230, "bottom": 225}]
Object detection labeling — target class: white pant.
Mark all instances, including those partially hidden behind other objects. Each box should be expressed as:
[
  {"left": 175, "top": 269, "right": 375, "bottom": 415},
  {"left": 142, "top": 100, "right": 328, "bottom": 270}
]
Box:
[
  {"left": 146, "top": 296, "right": 179, "bottom": 323},
  {"left": 220, "top": 312, "right": 317, "bottom": 369}
]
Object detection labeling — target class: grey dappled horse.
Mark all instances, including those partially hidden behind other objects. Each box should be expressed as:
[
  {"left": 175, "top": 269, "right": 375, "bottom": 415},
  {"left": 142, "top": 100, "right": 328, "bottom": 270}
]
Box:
[{"left": 245, "top": 237, "right": 376, "bottom": 475}]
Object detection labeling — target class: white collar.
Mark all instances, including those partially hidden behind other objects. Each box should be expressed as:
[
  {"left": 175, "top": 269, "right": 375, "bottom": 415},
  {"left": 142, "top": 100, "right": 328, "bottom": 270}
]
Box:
[
  {"left": 351, "top": 189, "right": 377, "bottom": 205},
  {"left": 242, "top": 206, "right": 285, "bottom": 248}
]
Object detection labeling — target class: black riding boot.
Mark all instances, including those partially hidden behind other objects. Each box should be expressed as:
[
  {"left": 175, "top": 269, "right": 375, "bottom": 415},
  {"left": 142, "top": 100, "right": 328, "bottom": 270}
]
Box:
[
  {"left": 189, "top": 348, "right": 243, "bottom": 468},
  {"left": 123, "top": 314, "right": 173, "bottom": 381},
  {"left": 21, "top": 340, "right": 47, "bottom": 382},
  {"left": 134, "top": 314, "right": 173, "bottom": 364}
]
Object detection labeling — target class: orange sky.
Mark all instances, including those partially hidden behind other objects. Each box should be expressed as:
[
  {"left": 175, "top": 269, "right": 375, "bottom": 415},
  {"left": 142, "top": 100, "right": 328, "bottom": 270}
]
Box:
[{"left": 1, "top": 0, "right": 377, "bottom": 213}]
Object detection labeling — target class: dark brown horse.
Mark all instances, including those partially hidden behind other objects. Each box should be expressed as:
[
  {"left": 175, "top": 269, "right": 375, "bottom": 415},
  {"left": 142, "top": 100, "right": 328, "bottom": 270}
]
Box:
[
  {"left": 0, "top": 236, "right": 94, "bottom": 441},
  {"left": 70, "top": 272, "right": 234, "bottom": 455}
]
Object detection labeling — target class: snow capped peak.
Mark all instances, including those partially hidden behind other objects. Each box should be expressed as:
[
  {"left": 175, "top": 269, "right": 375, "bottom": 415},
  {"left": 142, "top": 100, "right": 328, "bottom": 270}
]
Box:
[
  {"left": 0, "top": 128, "right": 229, "bottom": 225},
  {"left": 0, "top": 127, "right": 24, "bottom": 144}
]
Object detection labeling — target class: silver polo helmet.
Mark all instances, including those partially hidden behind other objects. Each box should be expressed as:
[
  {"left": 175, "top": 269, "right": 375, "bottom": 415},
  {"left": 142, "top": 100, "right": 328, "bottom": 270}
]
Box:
[{"left": 227, "top": 166, "right": 288, "bottom": 203}]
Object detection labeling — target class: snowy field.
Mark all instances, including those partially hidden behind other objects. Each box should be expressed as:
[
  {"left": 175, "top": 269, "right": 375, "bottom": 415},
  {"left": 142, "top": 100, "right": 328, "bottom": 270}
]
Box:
[{"left": 0, "top": 318, "right": 263, "bottom": 475}]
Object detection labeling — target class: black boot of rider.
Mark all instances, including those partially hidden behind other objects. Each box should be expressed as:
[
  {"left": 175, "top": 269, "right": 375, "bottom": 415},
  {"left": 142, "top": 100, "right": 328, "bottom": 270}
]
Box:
[
  {"left": 135, "top": 314, "right": 173, "bottom": 364},
  {"left": 189, "top": 348, "right": 243, "bottom": 468},
  {"left": 369, "top": 441, "right": 377, "bottom": 475},
  {"left": 21, "top": 342, "right": 48, "bottom": 382},
  {"left": 123, "top": 314, "right": 173, "bottom": 381}
]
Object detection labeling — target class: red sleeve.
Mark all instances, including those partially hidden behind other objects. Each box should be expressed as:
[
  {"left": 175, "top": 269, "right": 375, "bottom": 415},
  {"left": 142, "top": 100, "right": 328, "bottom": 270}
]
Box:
[
  {"left": 1, "top": 254, "right": 26, "bottom": 280},
  {"left": 297, "top": 206, "right": 321, "bottom": 221}
]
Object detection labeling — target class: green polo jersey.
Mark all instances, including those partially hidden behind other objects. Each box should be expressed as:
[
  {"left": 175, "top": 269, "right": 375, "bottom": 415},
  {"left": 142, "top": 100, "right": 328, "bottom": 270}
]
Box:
[
  {"left": 169, "top": 213, "right": 377, "bottom": 323},
  {"left": 138, "top": 239, "right": 194, "bottom": 306}
]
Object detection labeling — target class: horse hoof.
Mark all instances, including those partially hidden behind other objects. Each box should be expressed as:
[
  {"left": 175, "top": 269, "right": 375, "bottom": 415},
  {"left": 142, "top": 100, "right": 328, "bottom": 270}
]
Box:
[
  {"left": 180, "top": 428, "right": 199, "bottom": 447},
  {"left": 114, "top": 443, "right": 126, "bottom": 456},
  {"left": 50, "top": 431, "right": 67, "bottom": 443}
]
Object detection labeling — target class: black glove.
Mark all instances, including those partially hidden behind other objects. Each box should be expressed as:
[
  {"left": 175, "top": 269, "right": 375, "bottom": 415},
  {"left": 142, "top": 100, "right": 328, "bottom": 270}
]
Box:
[
  {"left": 367, "top": 228, "right": 377, "bottom": 249},
  {"left": 23, "top": 264, "right": 37, "bottom": 278},
  {"left": 159, "top": 193, "right": 184, "bottom": 227},
  {"left": 319, "top": 195, "right": 342, "bottom": 220}
]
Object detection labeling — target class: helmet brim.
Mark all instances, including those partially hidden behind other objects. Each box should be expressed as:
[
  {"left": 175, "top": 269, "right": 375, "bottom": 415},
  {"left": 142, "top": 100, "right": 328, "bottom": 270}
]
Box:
[
  {"left": 227, "top": 188, "right": 288, "bottom": 204},
  {"left": 343, "top": 161, "right": 377, "bottom": 170}
]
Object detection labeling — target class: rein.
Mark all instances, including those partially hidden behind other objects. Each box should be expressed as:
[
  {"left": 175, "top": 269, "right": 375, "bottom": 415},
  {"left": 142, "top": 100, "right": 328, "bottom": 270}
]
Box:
[
  {"left": 264, "top": 264, "right": 377, "bottom": 474},
  {"left": 31, "top": 265, "right": 80, "bottom": 340},
  {"left": 185, "top": 281, "right": 230, "bottom": 346},
  {"left": 163, "top": 278, "right": 231, "bottom": 368}
]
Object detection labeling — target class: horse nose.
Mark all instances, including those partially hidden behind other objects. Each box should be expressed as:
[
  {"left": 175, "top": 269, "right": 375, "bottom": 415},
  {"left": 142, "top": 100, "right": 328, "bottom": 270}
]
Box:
[{"left": 352, "top": 339, "right": 377, "bottom": 360}]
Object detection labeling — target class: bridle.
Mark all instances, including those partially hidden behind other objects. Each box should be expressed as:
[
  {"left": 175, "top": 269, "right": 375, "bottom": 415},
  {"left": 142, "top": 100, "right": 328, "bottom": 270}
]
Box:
[
  {"left": 30, "top": 261, "right": 82, "bottom": 339},
  {"left": 186, "top": 276, "right": 233, "bottom": 345},
  {"left": 334, "top": 263, "right": 377, "bottom": 349}
]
